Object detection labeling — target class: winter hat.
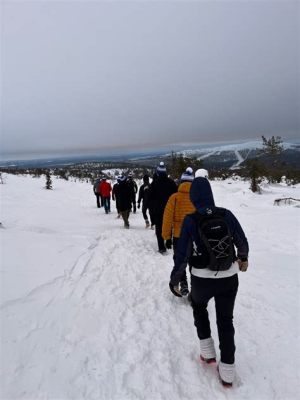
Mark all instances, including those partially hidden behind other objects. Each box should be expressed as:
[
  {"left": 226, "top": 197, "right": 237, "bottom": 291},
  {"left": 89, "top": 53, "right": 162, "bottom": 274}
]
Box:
[
  {"left": 180, "top": 167, "right": 194, "bottom": 182},
  {"left": 156, "top": 161, "right": 167, "bottom": 175},
  {"left": 118, "top": 175, "right": 126, "bottom": 182},
  {"left": 195, "top": 168, "right": 209, "bottom": 179}
]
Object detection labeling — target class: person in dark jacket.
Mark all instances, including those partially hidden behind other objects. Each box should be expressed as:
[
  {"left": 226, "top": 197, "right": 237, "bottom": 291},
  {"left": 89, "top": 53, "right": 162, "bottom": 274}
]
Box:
[
  {"left": 117, "top": 176, "right": 135, "bottom": 228},
  {"left": 137, "top": 174, "right": 154, "bottom": 228},
  {"left": 93, "top": 177, "right": 102, "bottom": 208},
  {"left": 169, "top": 177, "right": 249, "bottom": 387},
  {"left": 127, "top": 173, "right": 138, "bottom": 213},
  {"left": 112, "top": 177, "right": 121, "bottom": 218},
  {"left": 149, "top": 162, "right": 177, "bottom": 253}
]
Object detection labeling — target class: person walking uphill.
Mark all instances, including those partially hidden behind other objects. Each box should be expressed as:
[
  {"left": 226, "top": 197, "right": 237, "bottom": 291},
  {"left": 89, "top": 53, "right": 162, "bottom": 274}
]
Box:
[
  {"left": 162, "top": 167, "right": 195, "bottom": 295},
  {"left": 149, "top": 162, "right": 177, "bottom": 253},
  {"left": 169, "top": 177, "right": 249, "bottom": 387}
]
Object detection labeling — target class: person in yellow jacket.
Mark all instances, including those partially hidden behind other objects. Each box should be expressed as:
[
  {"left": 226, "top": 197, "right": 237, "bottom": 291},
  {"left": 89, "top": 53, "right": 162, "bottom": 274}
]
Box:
[{"left": 162, "top": 167, "right": 195, "bottom": 296}]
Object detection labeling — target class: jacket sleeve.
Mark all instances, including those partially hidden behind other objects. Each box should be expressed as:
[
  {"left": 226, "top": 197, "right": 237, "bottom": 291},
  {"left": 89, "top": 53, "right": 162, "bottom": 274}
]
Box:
[
  {"left": 162, "top": 195, "right": 176, "bottom": 240},
  {"left": 138, "top": 185, "right": 143, "bottom": 204},
  {"left": 98, "top": 182, "right": 103, "bottom": 195},
  {"left": 148, "top": 183, "right": 155, "bottom": 206},
  {"left": 226, "top": 210, "right": 249, "bottom": 258},
  {"left": 170, "top": 216, "right": 193, "bottom": 285}
]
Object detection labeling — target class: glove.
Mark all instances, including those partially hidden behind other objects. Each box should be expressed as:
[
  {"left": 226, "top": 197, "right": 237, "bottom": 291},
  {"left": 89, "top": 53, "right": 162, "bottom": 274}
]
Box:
[
  {"left": 238, "top": 258, "right": 248, "bottom": 272},
  {"left": 169, "top": 282, "right": 182, "bottom": 297},
  {"left": 165, "top": 239, "right": 172, "bottom": 249},
  {"left": 137, "top": 203, "right": 140, "bottom": 209}
]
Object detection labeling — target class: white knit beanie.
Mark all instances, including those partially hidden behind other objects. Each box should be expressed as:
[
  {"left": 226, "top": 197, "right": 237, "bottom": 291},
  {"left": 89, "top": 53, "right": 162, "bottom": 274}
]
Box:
[
  {"left": 195, "top": 168, "right": 209, "bottom": 178},
  {"left": 156, "top": 161, "right": 167, "bottom": 174}
]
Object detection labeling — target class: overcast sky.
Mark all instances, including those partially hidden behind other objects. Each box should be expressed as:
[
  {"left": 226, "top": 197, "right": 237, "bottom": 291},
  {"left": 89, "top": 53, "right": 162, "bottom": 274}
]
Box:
[{"left": 1, "top": 0, "right": 299, "bottom": 158}]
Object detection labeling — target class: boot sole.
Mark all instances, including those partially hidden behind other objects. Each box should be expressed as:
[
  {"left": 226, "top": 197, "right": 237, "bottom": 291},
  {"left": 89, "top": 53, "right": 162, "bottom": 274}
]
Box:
[{"left": 200, "top": 355, "right": 216, "bottom": 364}]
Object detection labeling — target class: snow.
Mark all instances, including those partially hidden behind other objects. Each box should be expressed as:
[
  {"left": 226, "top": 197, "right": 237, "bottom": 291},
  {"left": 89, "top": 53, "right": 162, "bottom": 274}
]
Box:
[
  {"left": 171, "top": 139, "right": 295, "bottom": 160},
  {"left": 0, "top": 174, "right": 299, "bottom": 400},
  {"left": 230, "top": 150, "right": 248, "bottom": 170}
]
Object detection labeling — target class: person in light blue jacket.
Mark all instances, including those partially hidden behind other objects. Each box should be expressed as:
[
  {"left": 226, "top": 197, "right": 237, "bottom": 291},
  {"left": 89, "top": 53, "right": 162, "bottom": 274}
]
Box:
[{"left": 169, "top": 177, "right": 249, "bottom": 387}]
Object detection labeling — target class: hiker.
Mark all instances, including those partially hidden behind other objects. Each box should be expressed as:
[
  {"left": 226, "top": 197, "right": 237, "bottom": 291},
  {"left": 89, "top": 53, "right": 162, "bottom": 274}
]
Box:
[
  {"left": 149, "top": 162, "right": 177, "bottom": 253},
  {"left": 112, "top": 177, "right": 121, "bottom": 218},
  {"left": 162, "top": 167, "right": 195, "bottom": 295},
  {"left": 98, "top": 178, "right": 106, "bottom": 207},
  {"left": 169, "top": 177, "right": 249, "bottom": 387},
  {"left": 127, "top": 173, "right": 138, "bottom": 213},
  {"left": 93, "top": 177, "right": 102, "bottom": 208},
  {"left": 99, "top": 178, "right": 112, "bottom": 214},
  {"left": 117, "top": 175, "right": 135, "bottom": 229},
  {"left": 137, "top": 174, "right": 154, "bottom": 228}
]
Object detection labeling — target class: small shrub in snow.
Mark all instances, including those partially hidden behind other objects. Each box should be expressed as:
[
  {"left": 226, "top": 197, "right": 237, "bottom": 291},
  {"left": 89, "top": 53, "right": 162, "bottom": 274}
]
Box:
[
  {"left": 274, "top": 198, "right": 300, "bottom": 206},
  {"left": 45, "top": 171, "right": 53, "bottom": 190}
]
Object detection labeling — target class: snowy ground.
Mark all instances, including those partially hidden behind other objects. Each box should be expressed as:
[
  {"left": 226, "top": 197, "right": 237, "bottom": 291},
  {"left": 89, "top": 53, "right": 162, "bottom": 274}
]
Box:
[{"left": 0, "top": 174, "right": 299, "bottom": 400}]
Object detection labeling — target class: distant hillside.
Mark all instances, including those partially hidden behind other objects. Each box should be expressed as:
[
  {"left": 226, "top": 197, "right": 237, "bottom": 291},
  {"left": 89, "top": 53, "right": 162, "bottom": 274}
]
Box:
[
  {"left": 0, "top": 140, "right": 299, "bottom": 171},
  {"left": 131, "top": 140, "right": 300, "bottom": 171}
]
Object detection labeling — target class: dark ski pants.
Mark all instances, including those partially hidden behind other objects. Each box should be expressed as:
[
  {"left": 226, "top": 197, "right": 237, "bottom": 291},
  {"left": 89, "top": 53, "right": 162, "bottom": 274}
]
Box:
[
  {"left": 120, "top": 210, "right": 130, "bottom": 227},
  {"left": 155, "top": 217, "right": 165, "bottom": 251},
  {"left": 191, "top": 274, "right": 239, "bottom": 364},
  {"left": 103, "top": 197, "right": 111, "bottom": 213},
  {"left": 173, "top": 238, "right": 187, "bottom": 285},
  {"left": 95, "top": 194, "right": 101, "bottom": 208},
  {"left": 132, "top": 194, "right": 137, "bottom": 213},
  {"left": 142, "top": 205, "right": 153, "bottom": 225}
]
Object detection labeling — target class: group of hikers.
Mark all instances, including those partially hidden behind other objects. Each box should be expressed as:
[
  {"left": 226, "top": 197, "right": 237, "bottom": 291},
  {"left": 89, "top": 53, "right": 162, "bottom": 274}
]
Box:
[
  {"left": 93, "top": 162, "right": 249, "bottom": 387},
  {"left": 93, "top": 172, "right": 139, "bottom": 227}
]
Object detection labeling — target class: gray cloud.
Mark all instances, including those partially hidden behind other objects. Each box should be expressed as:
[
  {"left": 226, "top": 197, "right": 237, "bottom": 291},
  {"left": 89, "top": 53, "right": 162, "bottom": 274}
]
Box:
[{"left": 1, "top": 0, "right": 299, "bottom": 157}]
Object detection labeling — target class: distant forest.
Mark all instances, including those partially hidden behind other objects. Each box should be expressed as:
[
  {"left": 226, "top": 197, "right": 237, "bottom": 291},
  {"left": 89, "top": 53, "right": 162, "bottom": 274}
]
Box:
[{"left": 1, "top": 137, "right": 300, "bottom": 192}]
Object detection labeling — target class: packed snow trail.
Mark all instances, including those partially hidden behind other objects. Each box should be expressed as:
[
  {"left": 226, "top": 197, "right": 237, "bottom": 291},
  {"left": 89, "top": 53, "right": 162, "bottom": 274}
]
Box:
[{"left": 0, "top": 175, "right": 299, "bottom": 400}]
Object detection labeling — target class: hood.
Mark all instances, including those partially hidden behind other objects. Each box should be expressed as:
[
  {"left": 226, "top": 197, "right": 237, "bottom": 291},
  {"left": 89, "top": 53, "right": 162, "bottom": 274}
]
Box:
[
  {"left": 178, "top": 182, "right": 192, "bottom": 194},
  {"left": 143, "top": 174, "right": 149, "bottom": 183},
  {"left": 156, "top": 172, "right": 168, "bottom": 180},
  {"left": 190, "top": 177, "right": 215, "bottom": 212}
]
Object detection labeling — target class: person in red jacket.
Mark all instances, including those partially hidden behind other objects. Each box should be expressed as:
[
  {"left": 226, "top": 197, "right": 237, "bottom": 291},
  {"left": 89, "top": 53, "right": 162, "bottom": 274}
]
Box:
[{"left": 99, "top": 178, "right": 112, "bottom": 214}]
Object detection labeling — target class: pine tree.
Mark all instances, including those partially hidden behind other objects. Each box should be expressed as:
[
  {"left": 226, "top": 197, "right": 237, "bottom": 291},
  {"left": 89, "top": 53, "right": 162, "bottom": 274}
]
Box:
[
  {"left": 261, "top": 135, "right": 285, "bottom": 183},
  {"left": 246, "top": 159, "right": 264, "bottom": 193},
  {"left": 261, "top": 135, "right": 283, "bottom": 156}
]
